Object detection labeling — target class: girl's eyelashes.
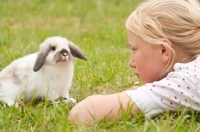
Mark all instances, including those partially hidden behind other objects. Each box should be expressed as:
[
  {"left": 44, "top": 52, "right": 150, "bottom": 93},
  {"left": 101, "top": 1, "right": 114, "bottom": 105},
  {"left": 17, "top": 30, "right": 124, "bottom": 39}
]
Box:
[
  {"left": 129, "top": 47, "right": 137, "bottom": 52},
  {"left": 132, "top": 48, "right": 136, "bottom": 51},
  {"left": 128, "top": 43, "right": 137, "bottom": 52}
]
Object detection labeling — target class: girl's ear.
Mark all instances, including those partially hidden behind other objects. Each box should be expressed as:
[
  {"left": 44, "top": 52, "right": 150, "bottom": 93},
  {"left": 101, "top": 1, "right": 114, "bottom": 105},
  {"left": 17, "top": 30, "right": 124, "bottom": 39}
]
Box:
[{"left": 160, "top": 39, "right": 172, "bottom": 63}]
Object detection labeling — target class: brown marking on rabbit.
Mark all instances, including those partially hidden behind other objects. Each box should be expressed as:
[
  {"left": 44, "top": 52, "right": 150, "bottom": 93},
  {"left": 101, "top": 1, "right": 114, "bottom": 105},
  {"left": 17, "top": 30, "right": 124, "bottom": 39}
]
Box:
[
  {"left": 12, "top": 68, "right": 21, "bottom": 85},
  {"left": 54, "top": 49, "right": 72, "bottom": 63}
]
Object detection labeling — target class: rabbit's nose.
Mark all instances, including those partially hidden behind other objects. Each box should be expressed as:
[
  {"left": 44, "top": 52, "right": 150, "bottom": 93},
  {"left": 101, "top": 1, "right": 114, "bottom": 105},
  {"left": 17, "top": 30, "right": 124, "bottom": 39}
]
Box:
[
  {"left": 62, "top": 52, "right": 68, "bottom": 56},
  {"left": 60, "top": 49, "right": 69, "bottom": 56}
]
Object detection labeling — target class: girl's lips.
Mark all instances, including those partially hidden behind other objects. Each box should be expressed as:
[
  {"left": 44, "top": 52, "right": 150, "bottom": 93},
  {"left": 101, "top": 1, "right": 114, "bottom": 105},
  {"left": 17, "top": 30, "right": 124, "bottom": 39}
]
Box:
[{"left": 135, "top": 73, "right": 140, "bottom": 79}]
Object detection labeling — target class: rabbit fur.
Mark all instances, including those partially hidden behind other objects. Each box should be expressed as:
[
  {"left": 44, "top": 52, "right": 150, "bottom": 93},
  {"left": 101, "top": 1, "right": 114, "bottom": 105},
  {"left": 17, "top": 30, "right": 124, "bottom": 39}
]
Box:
[{"left": 0, "top": 36, "right": 87, "bottom": 106}]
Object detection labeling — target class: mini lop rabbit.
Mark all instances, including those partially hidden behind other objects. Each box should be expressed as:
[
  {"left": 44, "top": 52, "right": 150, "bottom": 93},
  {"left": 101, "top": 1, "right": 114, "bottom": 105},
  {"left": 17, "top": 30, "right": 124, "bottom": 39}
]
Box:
[{"left": 0, "top": 36, "right": 87, "bottom": 106}]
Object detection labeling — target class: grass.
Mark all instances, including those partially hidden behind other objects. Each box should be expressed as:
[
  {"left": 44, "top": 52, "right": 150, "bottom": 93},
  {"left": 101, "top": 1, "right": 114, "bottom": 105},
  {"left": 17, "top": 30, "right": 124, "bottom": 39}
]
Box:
[{"left": 0, "top": 0, "right": 200, "bottom": 131}]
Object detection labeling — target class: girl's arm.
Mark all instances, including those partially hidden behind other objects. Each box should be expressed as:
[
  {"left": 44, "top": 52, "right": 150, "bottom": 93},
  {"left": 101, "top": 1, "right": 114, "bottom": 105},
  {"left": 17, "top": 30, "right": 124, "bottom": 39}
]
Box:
[{"left": 68, "top": 92, "right": 140, "bottom": 125}]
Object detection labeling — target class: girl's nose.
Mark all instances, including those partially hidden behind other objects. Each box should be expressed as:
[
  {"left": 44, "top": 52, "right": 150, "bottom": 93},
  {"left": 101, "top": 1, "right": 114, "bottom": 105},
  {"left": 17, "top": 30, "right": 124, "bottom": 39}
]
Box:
[{"left": 128, "top": 58, "right": 136, "bottom": 69}]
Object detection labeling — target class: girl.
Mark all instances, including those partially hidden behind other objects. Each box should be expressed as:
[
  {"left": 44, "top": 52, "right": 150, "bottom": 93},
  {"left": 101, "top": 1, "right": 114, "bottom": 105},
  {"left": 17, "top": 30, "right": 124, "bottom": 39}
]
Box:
[{"left": 68, "top": 0, "right": 200, "bottom": 124}]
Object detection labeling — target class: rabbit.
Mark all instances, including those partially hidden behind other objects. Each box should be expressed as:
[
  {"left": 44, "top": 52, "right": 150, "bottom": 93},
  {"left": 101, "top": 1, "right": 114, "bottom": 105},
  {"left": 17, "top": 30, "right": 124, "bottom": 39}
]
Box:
[{"left": 0, "top": 36, "right": 87, "bottom": 106}]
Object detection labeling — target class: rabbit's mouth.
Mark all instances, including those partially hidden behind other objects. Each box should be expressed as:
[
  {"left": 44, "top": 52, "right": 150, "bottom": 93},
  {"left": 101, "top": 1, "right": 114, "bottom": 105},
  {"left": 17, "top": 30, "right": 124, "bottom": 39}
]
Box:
[
  {"left": 55, "top": 57, "right": 69, "bottom": 63},
  {"left": 54, "top": 52, "right": 72, "bottom": 63},
  {"left": 61, "top": 56, "right": 68, "bottom": 62}
]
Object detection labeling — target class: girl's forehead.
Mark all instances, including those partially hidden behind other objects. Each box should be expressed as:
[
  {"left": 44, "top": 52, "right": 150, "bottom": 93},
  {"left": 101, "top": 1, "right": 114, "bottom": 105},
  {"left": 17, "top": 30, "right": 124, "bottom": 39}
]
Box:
[
  {"left": 127, "top": 31, "right": 137, "bottom": 43},
  {"left": 127, "top": 31, "right": 146, "bottom": 47},
  {"left": 127, "top": 30, "right": 136, "bottom": 37},
  {"left": 127, "top": 30, "right": 156, "bottom": 50}
]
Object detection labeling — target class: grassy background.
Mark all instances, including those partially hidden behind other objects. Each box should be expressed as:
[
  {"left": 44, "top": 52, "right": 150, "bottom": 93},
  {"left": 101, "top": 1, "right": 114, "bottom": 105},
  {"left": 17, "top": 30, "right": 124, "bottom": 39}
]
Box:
[{"left": 0, "top": 0, "right": 200, "bottom": 131}]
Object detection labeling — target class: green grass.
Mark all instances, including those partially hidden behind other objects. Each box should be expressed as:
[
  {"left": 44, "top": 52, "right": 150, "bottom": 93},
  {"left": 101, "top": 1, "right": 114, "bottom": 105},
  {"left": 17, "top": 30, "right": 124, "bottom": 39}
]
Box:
[{"left": 0, "top": 0, "right": 200, "bottom": 131}]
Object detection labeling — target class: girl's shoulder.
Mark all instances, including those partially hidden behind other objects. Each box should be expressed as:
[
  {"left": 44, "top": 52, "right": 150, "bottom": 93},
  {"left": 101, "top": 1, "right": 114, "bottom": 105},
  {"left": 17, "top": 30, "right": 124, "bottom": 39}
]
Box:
[{"left": 169, "top": 56, "right": 200, "bottom": 78}]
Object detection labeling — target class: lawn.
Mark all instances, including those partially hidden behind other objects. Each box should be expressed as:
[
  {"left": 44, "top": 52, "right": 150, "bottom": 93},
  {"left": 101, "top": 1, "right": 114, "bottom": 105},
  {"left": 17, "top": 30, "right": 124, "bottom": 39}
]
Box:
[{"left": 0, "top": 0, "right": 200, "bottom": 131}]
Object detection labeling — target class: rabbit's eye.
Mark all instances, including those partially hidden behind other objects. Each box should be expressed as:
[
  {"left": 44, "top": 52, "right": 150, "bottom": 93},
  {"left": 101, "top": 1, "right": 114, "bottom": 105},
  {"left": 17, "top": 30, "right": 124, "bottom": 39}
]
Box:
[{"left": 51, "top": 46, "right": 56, "bottom": 51}]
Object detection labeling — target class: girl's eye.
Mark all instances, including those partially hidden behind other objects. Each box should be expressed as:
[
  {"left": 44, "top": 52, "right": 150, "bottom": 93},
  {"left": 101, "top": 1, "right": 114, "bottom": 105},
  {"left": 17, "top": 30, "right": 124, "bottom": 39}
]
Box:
[
  {"left": 132, "top": 48, "right": 136, "bottom": 51},
  {"left": 130, "top": 47, "right": 136, "bottom": 52},
  {"left": 51, "top": 46, "right": 56, "bottom": 51}
]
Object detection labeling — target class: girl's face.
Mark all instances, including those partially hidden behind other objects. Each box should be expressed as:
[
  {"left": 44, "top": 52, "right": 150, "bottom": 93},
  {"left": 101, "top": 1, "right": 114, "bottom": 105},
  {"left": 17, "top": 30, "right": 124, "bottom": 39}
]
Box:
[{"left": 127, "top": 30, "right": 168, "bottom": 84}]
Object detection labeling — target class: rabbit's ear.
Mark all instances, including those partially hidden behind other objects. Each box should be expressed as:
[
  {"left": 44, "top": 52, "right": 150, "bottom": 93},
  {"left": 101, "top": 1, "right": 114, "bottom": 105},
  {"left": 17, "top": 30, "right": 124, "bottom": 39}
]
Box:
[
  {"left": 33, "top": 47, "right": 50, "bottom": 72},
  {"left": 68, "top": 41, "right": 87, "bottom": 61}
]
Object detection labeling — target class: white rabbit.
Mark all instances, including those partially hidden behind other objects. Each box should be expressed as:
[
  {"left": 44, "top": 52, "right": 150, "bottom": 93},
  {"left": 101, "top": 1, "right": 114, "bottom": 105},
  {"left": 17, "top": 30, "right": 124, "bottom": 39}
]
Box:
[{"left": 0, "top": 36, "right": 87, "bottom": 106}]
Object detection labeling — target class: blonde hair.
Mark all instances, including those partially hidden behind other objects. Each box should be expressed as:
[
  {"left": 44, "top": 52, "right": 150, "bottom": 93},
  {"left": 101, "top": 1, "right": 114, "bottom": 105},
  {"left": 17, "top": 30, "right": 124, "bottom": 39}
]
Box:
[{"left": 126, "top": 0, "right": 200, "bottom": 79}]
